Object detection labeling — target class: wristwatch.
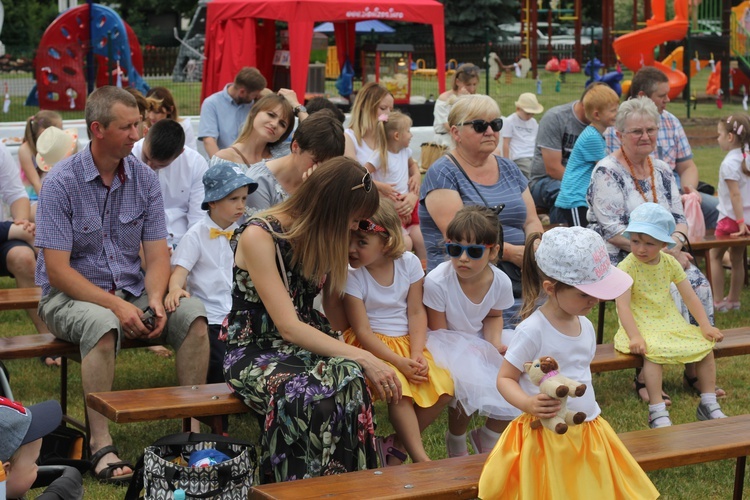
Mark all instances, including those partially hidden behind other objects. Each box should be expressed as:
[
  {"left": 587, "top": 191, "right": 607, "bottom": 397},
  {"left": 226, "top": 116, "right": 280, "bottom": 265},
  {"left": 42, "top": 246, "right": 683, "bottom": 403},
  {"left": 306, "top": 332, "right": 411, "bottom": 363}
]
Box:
[
  {"left": 672, "top": 232, "right": 687, "bottom": 246},
  {"left": 293, "top": 104, "right": 307, "bottom": 116}
]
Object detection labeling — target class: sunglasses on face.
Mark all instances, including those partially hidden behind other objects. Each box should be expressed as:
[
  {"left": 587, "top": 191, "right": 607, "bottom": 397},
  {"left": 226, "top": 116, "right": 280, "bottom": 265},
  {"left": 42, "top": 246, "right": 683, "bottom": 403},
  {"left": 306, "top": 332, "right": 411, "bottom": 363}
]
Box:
[
  {"left": 351, "top": 171, "right": 373, "bottom": 192},
  {"left": 445, "top": 242, "right": 493, "bottom": 260},
  {"left": 458, "top": 118, "right": 503, "bottom": 134}
]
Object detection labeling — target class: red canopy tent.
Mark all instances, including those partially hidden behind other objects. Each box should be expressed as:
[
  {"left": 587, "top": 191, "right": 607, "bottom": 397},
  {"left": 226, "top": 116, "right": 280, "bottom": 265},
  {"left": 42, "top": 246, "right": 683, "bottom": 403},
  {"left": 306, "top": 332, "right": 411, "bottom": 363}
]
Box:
[{"left": 201, "top": 0, "right": 446, "bottom": 101}]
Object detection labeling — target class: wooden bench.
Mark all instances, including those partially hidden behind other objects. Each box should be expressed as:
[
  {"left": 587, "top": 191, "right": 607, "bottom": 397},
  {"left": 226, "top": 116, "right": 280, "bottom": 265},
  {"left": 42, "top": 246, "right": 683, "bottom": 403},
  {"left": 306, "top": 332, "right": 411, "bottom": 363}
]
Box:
[
  {"left": 0, "top": 286, "right": 42, "bottom": 311},
  {"left": 87, "top": 383, "right": 247, "bottom": 434},
  {"left": 0, "top": 332, "right": 158, "bottom": 429},
  {"left": 249, "top": 414, "right": 750, "bottom": 500},
  {"left": 690, "top": 233, "right": 750, "bottom": 287},
  {"left": 84, "top": 327, "right": 750, "bottom": 434}
]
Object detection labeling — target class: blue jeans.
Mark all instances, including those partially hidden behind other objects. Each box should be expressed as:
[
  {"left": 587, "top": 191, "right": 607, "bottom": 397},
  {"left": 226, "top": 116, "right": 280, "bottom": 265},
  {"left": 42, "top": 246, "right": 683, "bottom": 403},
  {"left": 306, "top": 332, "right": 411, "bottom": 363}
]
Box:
[{"left": 530, "top": 177, "right": 565, "bottom": 224}]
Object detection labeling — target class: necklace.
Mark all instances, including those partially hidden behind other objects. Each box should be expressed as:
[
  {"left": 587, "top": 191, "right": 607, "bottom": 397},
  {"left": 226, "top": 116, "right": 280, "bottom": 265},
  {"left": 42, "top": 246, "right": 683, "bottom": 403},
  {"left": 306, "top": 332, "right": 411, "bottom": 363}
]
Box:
[{"left": 620, "top": 147, "right": 657, "bottom": 203}]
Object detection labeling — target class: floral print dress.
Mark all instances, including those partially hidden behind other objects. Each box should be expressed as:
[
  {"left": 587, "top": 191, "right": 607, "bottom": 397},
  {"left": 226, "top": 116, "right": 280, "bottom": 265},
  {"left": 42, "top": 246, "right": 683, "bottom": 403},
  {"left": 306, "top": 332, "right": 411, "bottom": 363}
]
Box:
[{"left": 222, "top": 216, "right": 378, "bottom": 483}]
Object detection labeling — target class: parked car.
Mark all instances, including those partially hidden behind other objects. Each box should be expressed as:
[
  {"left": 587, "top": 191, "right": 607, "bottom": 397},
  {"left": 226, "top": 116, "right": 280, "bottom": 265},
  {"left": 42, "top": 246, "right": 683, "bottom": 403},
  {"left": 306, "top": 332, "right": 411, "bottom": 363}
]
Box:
[{"left": 497, "top": 22, "right": 592, "bottom": 46}]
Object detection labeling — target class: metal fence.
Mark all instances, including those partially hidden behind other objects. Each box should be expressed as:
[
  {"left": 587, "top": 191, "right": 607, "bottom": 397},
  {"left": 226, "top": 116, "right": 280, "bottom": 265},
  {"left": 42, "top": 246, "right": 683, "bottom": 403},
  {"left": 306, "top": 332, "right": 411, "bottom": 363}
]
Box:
[{"left": 0, "top": 41, "right": 604, "bottom": 123}]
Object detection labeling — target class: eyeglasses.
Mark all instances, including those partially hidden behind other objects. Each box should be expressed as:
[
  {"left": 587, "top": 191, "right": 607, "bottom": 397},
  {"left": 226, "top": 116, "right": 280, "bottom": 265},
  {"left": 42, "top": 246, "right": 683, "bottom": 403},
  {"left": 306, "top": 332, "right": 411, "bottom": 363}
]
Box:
[
  {"left": 458, "top": 118, "right": 503, "bottom": 134},
  {"left": 351, "top": 172, "right": 373, "bottom": 192},
  {"left": 358, "top": 219, "right": 388, "bottom": 235},
  {"left": 624, "top": 128, "right": 658, "bottom": 138},
  {"left": 445, "top": 242, "right": 493, "bottom": 260}
]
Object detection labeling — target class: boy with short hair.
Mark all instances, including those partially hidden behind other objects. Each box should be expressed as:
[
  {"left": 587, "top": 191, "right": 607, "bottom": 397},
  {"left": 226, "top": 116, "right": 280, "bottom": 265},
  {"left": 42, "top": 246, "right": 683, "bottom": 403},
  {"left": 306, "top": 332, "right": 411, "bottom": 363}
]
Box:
[
  {"left": 0, "top": 396, "right": 83, "bottom": 499},
  {"left": 499, "top": 92, "right": 544, "bottom": 178},
  {"left": 165, "top": 162, "right": 258, "bottom": 432},
  {"left": 555, "top": 84, "right": 620, "bottom": 227}
]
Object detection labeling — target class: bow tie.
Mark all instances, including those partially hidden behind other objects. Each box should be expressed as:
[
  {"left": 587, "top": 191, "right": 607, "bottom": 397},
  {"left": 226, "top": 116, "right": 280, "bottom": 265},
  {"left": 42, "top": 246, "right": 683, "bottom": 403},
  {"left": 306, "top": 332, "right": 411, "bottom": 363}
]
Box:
[{"left": 209, "top": 227, "right": 234, "bottom": 240}]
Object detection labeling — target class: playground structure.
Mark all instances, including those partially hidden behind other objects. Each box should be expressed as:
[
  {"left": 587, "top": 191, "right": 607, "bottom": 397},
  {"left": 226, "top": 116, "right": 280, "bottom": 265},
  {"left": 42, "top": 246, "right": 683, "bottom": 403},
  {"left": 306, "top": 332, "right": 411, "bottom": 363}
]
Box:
[
  {"left": 613, "top": 0, "right": 750, "bottom": 100},
  {"left": 32, "top": 3, "right": 148, "bottom": 111}
]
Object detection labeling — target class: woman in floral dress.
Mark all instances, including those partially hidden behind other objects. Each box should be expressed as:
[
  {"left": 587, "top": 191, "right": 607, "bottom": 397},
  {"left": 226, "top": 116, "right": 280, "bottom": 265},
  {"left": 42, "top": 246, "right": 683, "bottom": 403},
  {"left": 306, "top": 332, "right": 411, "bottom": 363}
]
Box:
[{"left": 223, "top": 157, "right": 400, "bottom": 483}]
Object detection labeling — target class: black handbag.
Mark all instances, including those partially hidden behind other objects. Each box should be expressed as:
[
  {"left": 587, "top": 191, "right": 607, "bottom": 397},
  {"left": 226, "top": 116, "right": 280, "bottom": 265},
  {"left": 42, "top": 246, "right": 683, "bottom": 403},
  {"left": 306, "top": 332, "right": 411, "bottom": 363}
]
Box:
[
  {"left": 446, "top": 153, "right": 523, "bottom": 298},
  {"left": 126, "top": 432, "right": 256, "bottom": 500}
]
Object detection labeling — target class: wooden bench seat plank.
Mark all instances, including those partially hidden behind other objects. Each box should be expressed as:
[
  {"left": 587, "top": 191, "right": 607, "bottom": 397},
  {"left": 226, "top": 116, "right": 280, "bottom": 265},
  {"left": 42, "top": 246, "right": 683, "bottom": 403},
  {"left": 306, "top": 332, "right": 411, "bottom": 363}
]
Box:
[
  {"left": 250, "top": 415, "right": 750, "bottom": 499},
  {"left": 590, "top": 327, "right": 750, "bottom": 373},
  {"left": 0, "top": 287, "right": 41, "bottom": 311},
  {"left": 87, "top": 383, "right": 247, "bottom": 423},
  {"left": 619, "top": 414, "right": 750, "bottom": 471},
  {"left": 0, "top": 333, "right": 79, "bottom": 359}
]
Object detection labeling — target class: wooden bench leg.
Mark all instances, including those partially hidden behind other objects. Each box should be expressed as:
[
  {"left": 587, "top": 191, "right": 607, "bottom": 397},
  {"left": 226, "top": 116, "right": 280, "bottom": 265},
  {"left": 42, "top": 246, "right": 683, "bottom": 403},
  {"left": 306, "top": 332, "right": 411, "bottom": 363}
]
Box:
[
  {"left": 733, "top": 455, "right": 746, "bottom": 500},
  {"left": 597, "top": 301, "right": 606, "bottom": 345}
]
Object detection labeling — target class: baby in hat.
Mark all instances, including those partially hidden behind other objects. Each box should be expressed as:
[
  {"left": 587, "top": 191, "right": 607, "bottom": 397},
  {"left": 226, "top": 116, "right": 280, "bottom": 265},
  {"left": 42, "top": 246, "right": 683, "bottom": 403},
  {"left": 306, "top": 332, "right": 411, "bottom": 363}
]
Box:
[
  {"left": 614, "top": 203, "right": 726, "bottom": 428},
  {"left": 497, "top": 92, "right": 543, "bottom": 179},
  {"left": 0, "top": 396, "right": 65, "bottom": 498},
  {"left": 165, "top": 161, "right": 257, "bottom": 433}
]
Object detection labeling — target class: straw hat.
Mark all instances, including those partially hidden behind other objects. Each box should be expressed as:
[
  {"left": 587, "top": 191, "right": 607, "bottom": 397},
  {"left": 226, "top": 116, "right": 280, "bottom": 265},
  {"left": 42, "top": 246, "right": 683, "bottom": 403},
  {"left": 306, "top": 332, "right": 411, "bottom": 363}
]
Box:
[
  {"left": 35, "top": 127, "right": 78, "bottom": 172},
  {"left": 515, "top": 93, "right": 544, "bottom": 114}
]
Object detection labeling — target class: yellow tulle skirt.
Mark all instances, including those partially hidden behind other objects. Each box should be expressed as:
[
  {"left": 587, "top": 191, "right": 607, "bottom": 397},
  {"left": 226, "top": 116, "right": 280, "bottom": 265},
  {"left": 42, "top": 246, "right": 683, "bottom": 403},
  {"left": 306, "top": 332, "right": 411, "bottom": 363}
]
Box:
[
  {"left": 343, "top": 328, "right": 454, "bottom": 407},
  {"left": 478, "top": 414, "right": 659, "bottom": 500}
]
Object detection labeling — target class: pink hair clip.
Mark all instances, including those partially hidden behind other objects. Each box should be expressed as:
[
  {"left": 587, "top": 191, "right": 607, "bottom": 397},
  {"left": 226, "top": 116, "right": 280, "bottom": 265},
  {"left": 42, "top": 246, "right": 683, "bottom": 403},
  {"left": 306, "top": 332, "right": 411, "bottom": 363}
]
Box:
[
  {"left": 378, "top": 113, "right": 389, "bottom": 122},
  {"left": 727, "top": 116, "right": 734, "bottom": 124},
  {"left": 738, "top": 124, "right": 744, "bottom": 135}
]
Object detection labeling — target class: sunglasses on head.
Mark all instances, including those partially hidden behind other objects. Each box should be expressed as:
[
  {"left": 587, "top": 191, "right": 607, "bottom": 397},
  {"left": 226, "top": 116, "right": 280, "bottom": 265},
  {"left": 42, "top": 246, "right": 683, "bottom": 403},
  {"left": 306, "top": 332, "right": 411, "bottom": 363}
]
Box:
[
  {"left": 351, "top": 171, "right": 373, "bottom": 192},
  {"left": 358, "top": 219, "right": 388, "bottom": 235},
  {"left": 458, "top": 118, "right": 503, "bottom": 134},
  {"left": 445, "top": 242, "right": 493, "bottom": 260}
]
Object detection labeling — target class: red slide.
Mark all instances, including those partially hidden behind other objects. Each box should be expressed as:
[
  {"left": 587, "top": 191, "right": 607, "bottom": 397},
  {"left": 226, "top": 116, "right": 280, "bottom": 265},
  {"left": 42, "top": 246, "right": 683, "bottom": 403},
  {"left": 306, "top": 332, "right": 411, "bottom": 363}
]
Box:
[{"left": 613, "top": 0, "right": 688, "bottom": 99}]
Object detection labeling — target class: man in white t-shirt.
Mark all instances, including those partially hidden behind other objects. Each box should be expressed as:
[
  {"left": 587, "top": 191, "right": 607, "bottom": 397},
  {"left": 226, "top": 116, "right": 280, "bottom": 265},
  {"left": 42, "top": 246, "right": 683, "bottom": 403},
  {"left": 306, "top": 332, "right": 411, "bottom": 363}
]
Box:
[{"left": 132, "top": 119, "right": 209, "bottom": 247}]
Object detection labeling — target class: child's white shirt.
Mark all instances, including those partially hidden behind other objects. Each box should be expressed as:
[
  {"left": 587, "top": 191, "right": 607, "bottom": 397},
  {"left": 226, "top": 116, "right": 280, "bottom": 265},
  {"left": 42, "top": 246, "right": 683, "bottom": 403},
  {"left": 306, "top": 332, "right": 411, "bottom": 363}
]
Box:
[
  {"left": 170, "top": 214, "right": 237, "bottom": 325},
  {"left": 345, "top": 252, "right": 424, "bottom": 337},
  {"left": 423, "top": 261, "right": 514, "bottom": 336},
  {"left": 501, "top": 112, "right": 538, "bottom": 160},
  {"left": 371, "top": 147, "right": 412, "bottom": 195},
  {"left": 504, "top": 309, "right": 601, "bottom": 420},
  {"left": 717, "top": 148, "right": 750, "bottom": 221}
]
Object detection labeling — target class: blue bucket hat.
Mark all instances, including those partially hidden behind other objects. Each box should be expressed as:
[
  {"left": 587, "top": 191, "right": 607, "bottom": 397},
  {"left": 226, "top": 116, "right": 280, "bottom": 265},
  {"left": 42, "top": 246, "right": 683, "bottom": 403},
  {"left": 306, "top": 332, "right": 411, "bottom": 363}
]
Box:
[
  {"left": 622, "top": 202, "right": 676, "bottom": 248},
  {"left": 202, "top": 161, "right": 258, "bottom": 210}
]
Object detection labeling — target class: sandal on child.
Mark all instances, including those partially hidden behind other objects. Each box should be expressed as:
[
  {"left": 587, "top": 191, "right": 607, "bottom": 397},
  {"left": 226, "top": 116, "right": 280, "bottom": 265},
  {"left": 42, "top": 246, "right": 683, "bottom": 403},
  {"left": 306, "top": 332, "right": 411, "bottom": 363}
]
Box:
[
  {"left": 648, "top": 409, "right": 672, "bottom": 429},
  {"left": 90, "top": 445, "right": 134, "bottom": 484},
  {"left": 714, "top": 298, "right": 740, "bottom": 313},
  {"left": 683, "top": 371, "right": 726, "bottom": 399},
  {"left": 376, "top": 434, "right": 407, "bottom": 467},
  {"left": 633, "top": 376, "right": 671, "bottom": 407}
]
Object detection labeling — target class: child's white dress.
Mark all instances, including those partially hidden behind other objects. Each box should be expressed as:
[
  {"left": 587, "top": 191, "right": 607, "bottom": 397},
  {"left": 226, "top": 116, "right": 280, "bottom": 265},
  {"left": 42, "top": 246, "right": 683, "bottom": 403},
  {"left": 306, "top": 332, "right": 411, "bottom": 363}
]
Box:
[{"left": 424, "top": 262, "right": 520, "bottom": 419}]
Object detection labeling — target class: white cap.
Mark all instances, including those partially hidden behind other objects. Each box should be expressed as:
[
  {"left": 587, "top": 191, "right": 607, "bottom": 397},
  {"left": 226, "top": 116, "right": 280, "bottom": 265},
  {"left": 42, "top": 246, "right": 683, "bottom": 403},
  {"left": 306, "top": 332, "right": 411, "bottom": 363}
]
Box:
[{"left": 535, "top": 226, "right": 633, "bottom": 300}]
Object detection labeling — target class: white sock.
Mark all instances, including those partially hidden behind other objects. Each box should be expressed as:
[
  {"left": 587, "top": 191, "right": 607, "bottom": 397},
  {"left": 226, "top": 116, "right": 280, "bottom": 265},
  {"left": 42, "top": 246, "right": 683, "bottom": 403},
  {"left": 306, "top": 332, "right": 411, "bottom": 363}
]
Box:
[
  {"left": 480, "top": 426, "right": 501, "bottom": 449},
  {"left": 649, "top": 402, "right": 666, "bottom": 413},
  {"left": 446, "top": 431, "right": 467, "bottom": 453}
]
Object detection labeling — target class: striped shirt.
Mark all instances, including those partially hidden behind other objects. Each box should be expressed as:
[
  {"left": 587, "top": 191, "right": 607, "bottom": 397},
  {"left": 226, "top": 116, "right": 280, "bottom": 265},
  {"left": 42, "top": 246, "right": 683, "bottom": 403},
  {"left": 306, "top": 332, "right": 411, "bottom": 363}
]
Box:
[
  {"left": 605, "top": 109, "right": 693, "bottom": 170},
  {"left": 419, "top": 155, "right": 529, "bottom": 272},
  {"left": 35, "top": 145, "right": 167, "bottom": 296}
]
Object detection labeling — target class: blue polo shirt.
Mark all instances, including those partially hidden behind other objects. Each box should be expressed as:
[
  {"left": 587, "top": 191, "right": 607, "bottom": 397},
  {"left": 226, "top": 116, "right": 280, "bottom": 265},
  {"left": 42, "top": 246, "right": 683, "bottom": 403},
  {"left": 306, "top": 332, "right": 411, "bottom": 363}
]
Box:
[{"left": 198, "top": 84, "right": 253, "bottom": 150}]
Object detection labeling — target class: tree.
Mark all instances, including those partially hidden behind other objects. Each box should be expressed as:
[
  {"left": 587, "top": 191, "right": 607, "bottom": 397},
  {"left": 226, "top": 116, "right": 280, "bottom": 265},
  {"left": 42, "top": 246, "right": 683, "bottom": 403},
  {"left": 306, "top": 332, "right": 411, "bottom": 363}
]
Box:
[
  {"left": 1, "top": 1, "right": 58, "bottom": 55},
  {"left": 442, "top": 0, "right": 517, "bottom": 44}
]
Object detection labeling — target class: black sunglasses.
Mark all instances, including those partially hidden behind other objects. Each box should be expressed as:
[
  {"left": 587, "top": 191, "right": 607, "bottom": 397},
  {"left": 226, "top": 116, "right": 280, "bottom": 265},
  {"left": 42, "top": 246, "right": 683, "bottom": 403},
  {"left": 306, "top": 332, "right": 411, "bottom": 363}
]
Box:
[
  {"left": 445, "top": 242, "right": 492, "bottom": 260},
  {"left": 351, "top": 172, "right": 373, "bottom": 192},
  {"left": 458, "top": 118, "right": 503, "bottom": 134}
]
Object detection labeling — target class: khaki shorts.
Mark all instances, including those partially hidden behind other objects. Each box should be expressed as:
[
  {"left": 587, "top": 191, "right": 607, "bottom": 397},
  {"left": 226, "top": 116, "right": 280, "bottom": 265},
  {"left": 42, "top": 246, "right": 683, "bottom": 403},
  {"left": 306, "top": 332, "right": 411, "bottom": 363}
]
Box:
[{"left": 39, "top": 289, "right": 206, "bottom": 358}]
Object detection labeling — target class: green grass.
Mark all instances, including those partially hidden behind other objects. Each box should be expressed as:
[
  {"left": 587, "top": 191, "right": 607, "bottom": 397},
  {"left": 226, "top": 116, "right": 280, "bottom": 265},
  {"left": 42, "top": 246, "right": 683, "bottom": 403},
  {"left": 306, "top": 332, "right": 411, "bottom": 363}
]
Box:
[{"left": 2, "top": 144, "right": 748, "bottom": 498}]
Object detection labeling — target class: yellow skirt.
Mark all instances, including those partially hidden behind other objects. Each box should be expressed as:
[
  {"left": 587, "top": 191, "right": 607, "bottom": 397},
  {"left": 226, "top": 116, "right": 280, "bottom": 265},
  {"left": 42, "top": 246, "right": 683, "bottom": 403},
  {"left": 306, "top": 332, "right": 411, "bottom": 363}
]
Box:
[
  {"left": 478, "top": 414, "right": 659, "bottom": 500},
  {"left": 343, "top": 328, "right": 454, "bottom": 407}
]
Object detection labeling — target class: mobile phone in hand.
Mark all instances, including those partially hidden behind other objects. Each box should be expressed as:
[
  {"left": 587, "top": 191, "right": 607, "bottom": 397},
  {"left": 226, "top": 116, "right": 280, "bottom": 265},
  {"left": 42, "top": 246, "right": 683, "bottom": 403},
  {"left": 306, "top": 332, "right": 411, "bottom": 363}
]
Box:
[{"left": 141, "top": 306, "right": 156, "bottom": 329}]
